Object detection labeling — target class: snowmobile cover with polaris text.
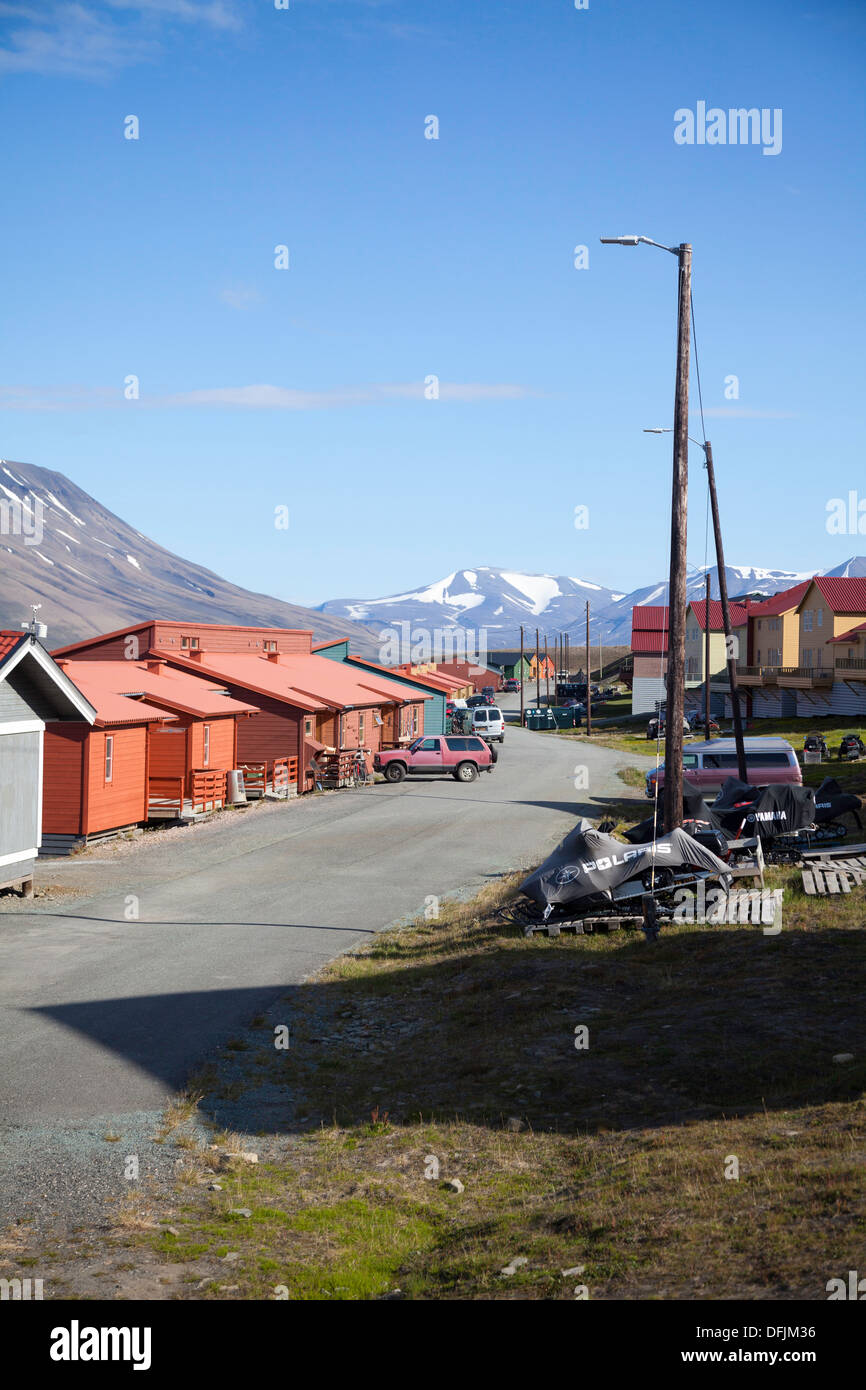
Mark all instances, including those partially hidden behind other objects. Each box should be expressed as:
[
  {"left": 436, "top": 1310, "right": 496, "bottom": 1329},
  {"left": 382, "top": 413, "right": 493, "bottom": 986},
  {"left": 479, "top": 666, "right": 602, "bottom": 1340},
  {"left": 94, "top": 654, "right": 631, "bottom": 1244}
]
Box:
[
  {"left": 519, "top": 822, "right": 731, "bottom": 912},
  {"left": 711, "top": 777, "right": 817, "bottom": 839}
]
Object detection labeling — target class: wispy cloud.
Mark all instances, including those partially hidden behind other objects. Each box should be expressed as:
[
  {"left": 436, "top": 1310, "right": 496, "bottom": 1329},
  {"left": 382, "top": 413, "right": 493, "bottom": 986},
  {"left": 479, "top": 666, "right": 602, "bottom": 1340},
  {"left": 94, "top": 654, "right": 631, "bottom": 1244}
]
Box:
[
  {"left": 0, "top": 381, "right": 541, "bottom": 411},
  {"left": 0, "top": 0, "right": 240, "bottom": 79},
  {"left": 104, "top": 0, "right": 241, "bottom": 30},
  {"left": 218, "top": 285, "right": 264, "bottom": 311}
]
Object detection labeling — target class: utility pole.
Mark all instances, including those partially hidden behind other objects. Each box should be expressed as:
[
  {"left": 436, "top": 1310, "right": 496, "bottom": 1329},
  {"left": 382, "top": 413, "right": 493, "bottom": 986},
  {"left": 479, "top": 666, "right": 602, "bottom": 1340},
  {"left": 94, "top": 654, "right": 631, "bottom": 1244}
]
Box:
[
  {"left": 535, "top": 628, "right": 541, "bottom": 708},
  {"left": 519, "top": 625, "right": 525, "bottom": 726},
  {"left": 585, "top": 601, "right": 592, "bottom": 737},
  {"left": 663, "top": 242, "right": 692, "bottom": 831},
  {"left": 544, "top": 635, "right": 551, "bottom": 706},
  {"left": 704, "top": 572, "right": 711, "bottom": 743},
  {"left": 705, "top": 440, "right": 748, "bottom": 781}
]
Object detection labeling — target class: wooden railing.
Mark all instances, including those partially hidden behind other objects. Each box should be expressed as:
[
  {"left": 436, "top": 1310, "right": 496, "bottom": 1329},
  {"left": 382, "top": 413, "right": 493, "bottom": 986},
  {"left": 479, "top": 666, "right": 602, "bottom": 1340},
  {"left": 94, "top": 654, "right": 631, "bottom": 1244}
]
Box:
[
  {"left": 147, "top": 777, "right": 184, "bottom": 814},
  {"left": 239, "top": 757, "right": 299, "bottom": 796},
  {"left": 836, "top": 657, "right": 866, "bottom": 671},
  {"left": 190, "top": 769, "right": 226, "bottom": 812},
  {"left": 240, "top": 763, "right": 266, "bottom": 796}
]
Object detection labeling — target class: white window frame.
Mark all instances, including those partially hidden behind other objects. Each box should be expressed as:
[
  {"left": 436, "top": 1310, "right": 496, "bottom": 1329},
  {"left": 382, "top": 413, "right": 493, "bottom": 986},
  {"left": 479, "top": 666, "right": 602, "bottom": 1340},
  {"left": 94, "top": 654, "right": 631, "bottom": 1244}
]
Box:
[
  {"left": 203, "top": 725, "right": 210, "bottom": 767},
  {"left": 105, "top": 735, "right": 114, "bottom": 783}
]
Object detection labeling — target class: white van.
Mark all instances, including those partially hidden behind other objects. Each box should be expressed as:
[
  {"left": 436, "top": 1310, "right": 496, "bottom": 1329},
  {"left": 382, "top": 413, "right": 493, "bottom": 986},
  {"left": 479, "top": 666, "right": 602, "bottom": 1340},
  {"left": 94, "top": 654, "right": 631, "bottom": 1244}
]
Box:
[{"left": 471, "top": 706, "right": 505, "bottom": 743}]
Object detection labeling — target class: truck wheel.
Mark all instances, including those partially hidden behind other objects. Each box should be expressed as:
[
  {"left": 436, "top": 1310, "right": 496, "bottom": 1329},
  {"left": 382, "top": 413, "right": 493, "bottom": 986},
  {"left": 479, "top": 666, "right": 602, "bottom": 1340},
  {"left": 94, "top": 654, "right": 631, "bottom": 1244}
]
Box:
[
  {"left": 385, "top": 762, "right": 407, "bottom": 783},
  {"left": 454, "top": 761, "right": 478, "bottom": 783}
]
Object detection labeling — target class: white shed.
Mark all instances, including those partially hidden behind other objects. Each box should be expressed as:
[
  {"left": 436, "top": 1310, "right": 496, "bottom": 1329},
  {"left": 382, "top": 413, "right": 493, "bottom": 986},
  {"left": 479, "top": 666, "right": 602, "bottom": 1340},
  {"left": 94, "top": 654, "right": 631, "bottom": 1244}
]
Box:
[{"left": 0, "top": 632, "right": 96, "bottom": 895}]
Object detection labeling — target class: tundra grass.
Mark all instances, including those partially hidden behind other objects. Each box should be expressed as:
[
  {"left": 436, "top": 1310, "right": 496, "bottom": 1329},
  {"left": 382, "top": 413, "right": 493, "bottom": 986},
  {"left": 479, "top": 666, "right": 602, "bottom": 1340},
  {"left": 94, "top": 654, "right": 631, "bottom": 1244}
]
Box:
[{"left": 75, "top": 848, "right": 863, "bottom": 1302}]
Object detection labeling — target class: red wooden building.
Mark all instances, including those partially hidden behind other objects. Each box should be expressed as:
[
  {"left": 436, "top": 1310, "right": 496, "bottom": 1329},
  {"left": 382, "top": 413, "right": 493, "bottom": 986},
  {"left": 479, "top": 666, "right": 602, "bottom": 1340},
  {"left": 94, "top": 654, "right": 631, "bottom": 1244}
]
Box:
[
  {"left": 54, "top": 622, "right": 429, "bottom": 793},
  {"left": 47, "top": 658, "right": 257, "bottom": 835},
  {"left": 41, "top": 680, "right": 176, "bottom": 855}
]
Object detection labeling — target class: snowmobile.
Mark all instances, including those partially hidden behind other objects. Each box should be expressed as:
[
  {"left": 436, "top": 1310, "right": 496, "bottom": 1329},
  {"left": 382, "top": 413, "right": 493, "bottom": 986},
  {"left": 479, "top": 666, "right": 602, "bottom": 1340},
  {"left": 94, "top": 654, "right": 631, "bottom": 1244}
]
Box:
[
  {"left": 623, "top": 778, "right": 729, "bottom": 861},
  {"left": 839, "top": 734, "right": 866, "bottom": 762},
  {"left": 503, "top": 819, "right": 732, "bottom": 929},
  {"left": 710, "top": 775, "right": 860, "bottom": 863},
  {"left": 803, "top": 733, "right": 829, "bottom": 760}
]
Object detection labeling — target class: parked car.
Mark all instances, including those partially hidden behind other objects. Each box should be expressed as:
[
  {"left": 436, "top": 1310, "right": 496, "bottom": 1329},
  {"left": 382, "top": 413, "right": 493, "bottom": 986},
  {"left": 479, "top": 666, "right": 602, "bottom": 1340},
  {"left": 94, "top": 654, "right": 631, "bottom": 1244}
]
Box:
[
  {"left": 839, "top": 734, "right": 866, "bottom": 762},
  {"left": 466, "top": 694, "right": 489, "bottom": 708},
  {"left": 481, "top": 685, "right": 497, "bottom": 700},
  {"left": 503, "top": 678, "right": 521, "bottom": 693},
  {"left": 374, "top": 734, "right": 495, "bottom": 783},
  {"left": 469, "top": 705, "right": 505, "bottom": 742},
  {"left": 645, "top": 737, "right": 802, "bottom": 799}
]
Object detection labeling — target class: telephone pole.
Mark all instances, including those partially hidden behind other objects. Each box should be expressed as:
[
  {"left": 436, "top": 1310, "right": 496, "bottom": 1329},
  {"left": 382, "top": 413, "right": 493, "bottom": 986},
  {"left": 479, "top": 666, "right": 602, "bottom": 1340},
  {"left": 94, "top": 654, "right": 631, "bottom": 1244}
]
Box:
[
  {"left": 662, "top": 242, "right": 692, "bottom": 830},
  {"left": 544, "top": 635, "right": 551, "bottom": 706},
  {"left": 704, "top": 572, "right": 711, "bottom": 743},
  {"left": 601, "top": 233, "right": 693, "bottom": 830},
  {"left": 705, "top": 440, "right": 748, "bottom": 780},
  {"left": 519, "top": 625, "right": 525, "bottom": 726},
  {"left": 535, "top": 628, "right": 541, "bottom": 708},
  {"left": 585, "top": 601, "right": 592, "bottom": 737}
]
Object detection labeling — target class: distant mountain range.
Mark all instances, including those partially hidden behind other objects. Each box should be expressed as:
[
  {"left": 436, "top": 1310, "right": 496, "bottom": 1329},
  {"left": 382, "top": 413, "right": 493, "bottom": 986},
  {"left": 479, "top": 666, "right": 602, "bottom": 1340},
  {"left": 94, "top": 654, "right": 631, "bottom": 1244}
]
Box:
[
  {"left": 0, "top": 460, "right": 380, "bottom": 654},
  {"left": 3, "top": 459, "right": 863, "bottom": 660},
  {"left": 320, "top": 561, "right": 866, "bottom": 648}
]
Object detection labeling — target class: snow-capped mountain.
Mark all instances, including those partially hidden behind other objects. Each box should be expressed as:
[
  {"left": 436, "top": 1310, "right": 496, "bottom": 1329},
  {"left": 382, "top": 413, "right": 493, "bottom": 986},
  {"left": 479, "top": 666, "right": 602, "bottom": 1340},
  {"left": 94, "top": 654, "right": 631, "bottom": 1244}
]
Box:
[
  {"left": 320, "top": 568, "right": 625, "bottom": 645},
  {"left": 0, "top": 460, "right": 380, "bottom": 652},
  {"left": 321, "top": 561, "right": 855, "bottom": 648}
]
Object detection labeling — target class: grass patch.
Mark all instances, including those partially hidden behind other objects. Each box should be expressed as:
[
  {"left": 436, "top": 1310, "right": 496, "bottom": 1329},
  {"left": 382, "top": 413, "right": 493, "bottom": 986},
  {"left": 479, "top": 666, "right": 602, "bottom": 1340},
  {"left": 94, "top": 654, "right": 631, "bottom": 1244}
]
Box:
[{"left": 113, "top": 858, "right": 866, "bottom": 1301}]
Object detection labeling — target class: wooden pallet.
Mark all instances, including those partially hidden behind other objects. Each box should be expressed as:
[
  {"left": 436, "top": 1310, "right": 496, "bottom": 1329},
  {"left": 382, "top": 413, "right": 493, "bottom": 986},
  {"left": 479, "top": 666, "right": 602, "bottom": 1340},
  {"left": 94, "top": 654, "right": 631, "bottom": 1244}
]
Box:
[
  {"left": 802, "top": 856, "right": 866, "bottom": 895},
  {"left": 524, "top": 888, "right": 784, "bottom": 936},
  {"left": 726, "top": 836, "right": 765, "bottom": 887},
  {"left": 800, "top": 842, "right": 866, "bottom": 862}
]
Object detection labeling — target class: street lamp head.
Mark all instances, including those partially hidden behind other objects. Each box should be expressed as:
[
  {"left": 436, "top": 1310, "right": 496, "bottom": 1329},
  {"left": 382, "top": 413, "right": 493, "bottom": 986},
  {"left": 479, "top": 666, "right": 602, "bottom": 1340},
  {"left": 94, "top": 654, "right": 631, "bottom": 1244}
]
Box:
[
  {"left": 599, "top": 236, "right": 641, "bottom": 246},
  {"left": 643, "top": 427, "right": 671, "bottom": 434}
]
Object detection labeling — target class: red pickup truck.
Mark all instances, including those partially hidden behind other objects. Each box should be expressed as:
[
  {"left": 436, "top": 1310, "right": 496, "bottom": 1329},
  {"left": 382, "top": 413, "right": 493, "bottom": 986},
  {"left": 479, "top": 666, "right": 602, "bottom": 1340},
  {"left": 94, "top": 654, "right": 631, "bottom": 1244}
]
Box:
[{"left": 374, "top": 734, "right": 495, "bottom": 783}]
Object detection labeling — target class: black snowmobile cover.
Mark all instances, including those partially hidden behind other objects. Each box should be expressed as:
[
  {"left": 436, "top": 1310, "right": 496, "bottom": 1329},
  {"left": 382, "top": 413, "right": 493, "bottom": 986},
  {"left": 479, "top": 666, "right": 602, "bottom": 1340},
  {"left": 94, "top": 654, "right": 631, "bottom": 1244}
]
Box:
[
  {"left": 519, "top": 821, "right": 731, "bottom": 911},
  {"left": 711, "top": 777, "right": 816, "bottom": 839},
  {"left": 813, "top": 777, "right": 862, "bottom": 824},
  {"left": 624, "top": 778, "right": 723, "bottom": 845}
]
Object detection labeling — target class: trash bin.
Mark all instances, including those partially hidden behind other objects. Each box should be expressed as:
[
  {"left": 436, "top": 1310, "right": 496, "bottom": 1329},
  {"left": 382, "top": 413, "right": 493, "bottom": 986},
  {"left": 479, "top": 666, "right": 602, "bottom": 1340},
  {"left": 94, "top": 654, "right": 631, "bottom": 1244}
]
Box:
[{"left": 227, "top": 769, "right": 247, "bottom": 804}]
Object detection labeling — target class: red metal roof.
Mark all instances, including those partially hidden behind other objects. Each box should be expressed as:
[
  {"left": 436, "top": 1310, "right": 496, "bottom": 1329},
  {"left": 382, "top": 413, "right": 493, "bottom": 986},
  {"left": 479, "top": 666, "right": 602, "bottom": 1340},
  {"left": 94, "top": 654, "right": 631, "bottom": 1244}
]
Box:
[
  {"left": 747, "top": 580, "right": 812, "bottom": 616},
  {"left": 52, "top": 667, "right": 176, "bottom": 728},
  {"left": 806, "top": 576, "right": 866, "bottom": 614},
  {"left": 153, "top": 650, "right": 429, "bottom": 711},
  {"left": 631, "top": 631, "right": 669, "bottom": 654},
  {"left": 828, "top": 620, "right": 866, "bottom": 644},
  {"left": 688, "top": 599, "right": 749, "bottom": 631},
  {"left": 55, "top": 660, "right": 258, "bottom": 720},
  {"left": 0, "top": 631, "right": 24, "bottom": 665},
  {"left": 631, "top": 606, "right": 669, "bottom": 631}
]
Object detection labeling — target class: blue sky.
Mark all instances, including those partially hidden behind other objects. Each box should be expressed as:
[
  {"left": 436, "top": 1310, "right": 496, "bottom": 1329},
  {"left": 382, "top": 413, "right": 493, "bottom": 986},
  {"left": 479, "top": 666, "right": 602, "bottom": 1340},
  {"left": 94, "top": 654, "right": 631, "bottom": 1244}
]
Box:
[{"left": 1, "top": 0, "right": 864, "bottom": 606}]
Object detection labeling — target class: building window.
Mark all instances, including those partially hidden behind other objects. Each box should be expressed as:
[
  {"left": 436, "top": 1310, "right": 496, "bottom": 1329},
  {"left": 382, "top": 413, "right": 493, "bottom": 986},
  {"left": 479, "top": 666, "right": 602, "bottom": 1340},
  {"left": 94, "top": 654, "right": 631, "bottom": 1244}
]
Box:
[
  {"left": 105, "top": 735, "right": 113, "bottom": 783},
  {"left": 203, "top": 725, "right": 210, "bottom": 766},
  {"left": 817, "top": 609, "right": 823, "bottom": 627},
  {"left": 802, "top": 649, "right": 813, "bottom": 668},
  {"left": 265, "top": 640, "right": 277, "bottom": 652},
  {"left": 359, "top": 712, "right": 365, "bottom": 742},
  {"left": 304, "top": 718, "right": 313, "bottom": 737},
  {"left": 803, "top": 611, "right": 813, "bottom": 632},
  {"left": 181, "top": 636, "right": 200, "bottom": 650}
]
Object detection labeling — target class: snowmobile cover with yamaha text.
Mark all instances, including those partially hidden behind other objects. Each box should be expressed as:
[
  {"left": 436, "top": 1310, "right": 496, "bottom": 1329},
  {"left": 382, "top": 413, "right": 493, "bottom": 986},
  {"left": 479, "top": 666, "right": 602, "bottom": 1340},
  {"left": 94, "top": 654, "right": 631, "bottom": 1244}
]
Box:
[{"left": 711, "top": 777, "right": 817, "bottom": 839}]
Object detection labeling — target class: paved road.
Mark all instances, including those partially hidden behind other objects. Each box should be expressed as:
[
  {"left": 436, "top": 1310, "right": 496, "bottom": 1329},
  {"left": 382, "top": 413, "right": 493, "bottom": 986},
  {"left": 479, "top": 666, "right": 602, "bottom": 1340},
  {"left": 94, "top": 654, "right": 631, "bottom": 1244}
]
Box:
[{"left": 0, "top": 716, "right": 651, "bottom": 1224}]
